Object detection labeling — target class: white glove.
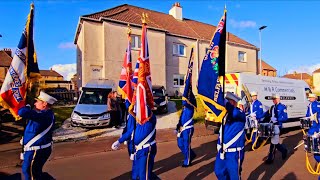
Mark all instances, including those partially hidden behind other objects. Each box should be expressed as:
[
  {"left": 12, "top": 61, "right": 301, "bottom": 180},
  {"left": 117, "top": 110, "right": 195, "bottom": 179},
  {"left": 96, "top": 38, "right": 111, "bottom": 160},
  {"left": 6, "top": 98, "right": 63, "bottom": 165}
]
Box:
[
  {"left": 20, "top": 153, "right": 24, "bottom": 160},
  {"left": 111, "top": 140, "right": 120, "bottom": 150},
  {"left": 313, "top": 132, "right": 320, "bottom": 138},
  {"left": 26, "top": 104, "right": 31, "bottom": 108},
  {"left": 271, "top": 117, "right": 277, "bottom": 123},
  {"left": 20, "top": 137, "right": 23, "bottom": 145},
  {"left": 130, "top": 154, "right": 135, "bottom": 161},
  {"left": 250, "top": 113, "right": 256, "bottom": 117},
  {"left": 124, "top": 141, "right": 127, "bottom": 145}
]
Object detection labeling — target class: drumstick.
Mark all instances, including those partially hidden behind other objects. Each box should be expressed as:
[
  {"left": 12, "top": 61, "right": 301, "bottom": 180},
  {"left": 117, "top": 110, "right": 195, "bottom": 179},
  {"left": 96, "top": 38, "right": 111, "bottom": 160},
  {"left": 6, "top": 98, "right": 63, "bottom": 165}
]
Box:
[{"left": 294, "top": 140, "right": 304, "bottom": 150}]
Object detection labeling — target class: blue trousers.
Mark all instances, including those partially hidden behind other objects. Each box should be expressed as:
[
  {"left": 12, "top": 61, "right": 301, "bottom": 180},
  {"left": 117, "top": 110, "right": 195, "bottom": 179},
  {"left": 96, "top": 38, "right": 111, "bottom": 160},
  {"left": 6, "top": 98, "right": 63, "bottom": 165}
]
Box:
[
  {"left": 214, "top": 150, "right": 245, "bottom": 180},
  {"left": 132, "top": 144, "right": 157, "bottom": 180},
  {"left": 177, "top": 128, "right": 194, "bottom": 166},
  {"left": 22, "top": 147, "right": 52, "bottom": 180}
]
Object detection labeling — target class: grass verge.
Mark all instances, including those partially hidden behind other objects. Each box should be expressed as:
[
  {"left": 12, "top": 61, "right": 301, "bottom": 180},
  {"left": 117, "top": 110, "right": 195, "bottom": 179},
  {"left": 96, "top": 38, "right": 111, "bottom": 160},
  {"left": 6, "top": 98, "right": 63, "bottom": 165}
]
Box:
[{"left": 53, "top": 106, "right": 74, "bottom": 129}]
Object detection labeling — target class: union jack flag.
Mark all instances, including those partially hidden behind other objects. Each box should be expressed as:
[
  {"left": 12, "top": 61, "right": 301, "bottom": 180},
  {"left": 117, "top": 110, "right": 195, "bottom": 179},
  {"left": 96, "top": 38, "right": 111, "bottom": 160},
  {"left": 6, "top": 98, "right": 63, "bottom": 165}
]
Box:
[
  {"left": 129, "top": 23, "right": 154, "bottom": 125},
  {"left": 0, "top": 4, "right": 41, "bottom": 119},
  {"left": 118, "top": 34, "right": 133, "bottom": 109}
]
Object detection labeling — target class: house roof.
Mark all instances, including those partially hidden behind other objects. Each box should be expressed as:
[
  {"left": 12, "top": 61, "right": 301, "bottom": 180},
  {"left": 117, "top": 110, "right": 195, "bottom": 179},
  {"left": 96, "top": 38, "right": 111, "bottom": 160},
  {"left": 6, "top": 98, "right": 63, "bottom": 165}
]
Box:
[
  {"left": 40, "top": 70, "right": 63, "bottom": 77},
  {"left": 313, "top": 68, "right": 320, "bottom": 74},
  {"left": 75, "top": 4, "right": 256, "bottom": 49},
  {"left": 257, "top": 59, "right": 277, "bottom": 71},
  {"left": 0, "top": 50, "right": 13, "bottom": 67},
  {"left": 282, "top": 73, "right": 312, "bottom": 80}
]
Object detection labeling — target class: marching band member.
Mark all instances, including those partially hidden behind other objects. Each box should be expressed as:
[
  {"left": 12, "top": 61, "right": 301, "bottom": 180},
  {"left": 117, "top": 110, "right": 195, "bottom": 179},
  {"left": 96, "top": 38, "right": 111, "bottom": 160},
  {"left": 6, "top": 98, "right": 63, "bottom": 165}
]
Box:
[
  {"left": 215, "top": 92, "right": 246, "bottom": 179},
  {"left": 306, "top": 93, "right": 320, "bottom": 126},
  {"left": 306, "top": 93, "right": 320, "bottom": 166},
  {"left": 175, "top": 103, "right": 196, "bottom": 167},
  {"left": 249, "top": 91, "right": 264, "bottom": 148},
  {"left": 264, "top": 94, "right": 288, "bottom": 164},
  {"left": 18, "top": 91, "right": 57, "bottom": 180}
]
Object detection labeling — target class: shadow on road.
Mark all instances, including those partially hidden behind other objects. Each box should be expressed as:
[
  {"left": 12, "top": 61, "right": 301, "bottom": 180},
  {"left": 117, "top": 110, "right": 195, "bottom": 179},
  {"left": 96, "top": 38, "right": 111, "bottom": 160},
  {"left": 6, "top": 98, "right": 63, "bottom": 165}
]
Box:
[
  {"left": 0, "top": 172, "right": 55, "bottom": 180},
  {"left": 112, "top": 139, "right": 218, "bottom": 179},
  {"left": 247, "top": 130, "right": 302, "bottom": 180}
]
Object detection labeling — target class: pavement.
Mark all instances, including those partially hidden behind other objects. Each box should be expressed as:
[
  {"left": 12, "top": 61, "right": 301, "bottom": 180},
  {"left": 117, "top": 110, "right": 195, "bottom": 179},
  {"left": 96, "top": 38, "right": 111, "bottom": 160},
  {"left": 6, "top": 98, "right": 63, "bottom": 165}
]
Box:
[
  {"left": 0, "top": 126, "right": 318, "bottom": 180},
  {"left": 0, "top": 101, "right": 179, "bottom": 144}
]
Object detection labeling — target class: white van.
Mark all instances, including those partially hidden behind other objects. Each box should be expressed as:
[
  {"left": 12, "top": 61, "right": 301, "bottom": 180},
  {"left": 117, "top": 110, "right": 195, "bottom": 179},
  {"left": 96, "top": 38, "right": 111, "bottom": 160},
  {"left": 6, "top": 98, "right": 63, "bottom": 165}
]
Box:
[
  {"left": 205, "top": 73, "right": 311, "bottom": 128},
  {"left": 71, "top": 79, "right": 115, "bottom": 128}
]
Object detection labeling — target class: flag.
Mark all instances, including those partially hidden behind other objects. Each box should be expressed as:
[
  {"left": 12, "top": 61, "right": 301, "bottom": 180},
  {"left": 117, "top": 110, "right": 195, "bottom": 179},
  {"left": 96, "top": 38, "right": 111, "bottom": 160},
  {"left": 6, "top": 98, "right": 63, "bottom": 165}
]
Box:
[
  {"left": 197, "top": 9, "right": 227, "bottom": 123},
  {"left": 118, "top": 31, "right": 133, "bottom": 109},
  {"left": 182, "top": 47, "right": 197, "bottom": 109},
  {"left": 129, "top": 20, "right": 154, "bottom": 125},
  {"left": 0, "top": 4, "right": 41, "bottom": 119}
]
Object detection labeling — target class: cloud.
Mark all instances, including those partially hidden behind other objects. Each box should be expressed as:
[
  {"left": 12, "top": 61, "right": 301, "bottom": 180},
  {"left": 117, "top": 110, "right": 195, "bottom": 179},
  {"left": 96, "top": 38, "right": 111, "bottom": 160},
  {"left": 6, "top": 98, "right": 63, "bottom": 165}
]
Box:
[
  {"left": 50, "top": 63, "right": 76, "bottom": 80},
  {"left": 288, "top": 63, "right": 320, "bottom": 75},
  {"left": 58, "top": 42, "right": 75, "bottom": 49},
  {"left": 230, "top": 19, "right": 256, "bottom": 29}
]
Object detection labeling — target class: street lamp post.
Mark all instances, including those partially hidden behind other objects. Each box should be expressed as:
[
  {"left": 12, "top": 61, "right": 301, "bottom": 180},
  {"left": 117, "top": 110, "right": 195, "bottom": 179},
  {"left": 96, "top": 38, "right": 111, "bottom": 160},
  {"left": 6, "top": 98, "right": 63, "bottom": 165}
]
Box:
[{"left": 259, "top": 25, "right": 267, "bottom": 75}]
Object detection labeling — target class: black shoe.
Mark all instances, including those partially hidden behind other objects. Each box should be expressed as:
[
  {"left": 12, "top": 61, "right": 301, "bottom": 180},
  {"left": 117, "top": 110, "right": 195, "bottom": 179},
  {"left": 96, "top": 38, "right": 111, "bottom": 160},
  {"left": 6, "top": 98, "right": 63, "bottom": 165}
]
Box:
[
  {"left": 282, "top": 148, "right": 288, "bottom": 160},
  {"left": 190, "top": 151, "right": 197, "bottom": 162},
  {"left": 265, "top": 159, "right": 273, "bottom": 164},
  {"left": 182, "top": 164, "right": 191, "bottom": 168}
]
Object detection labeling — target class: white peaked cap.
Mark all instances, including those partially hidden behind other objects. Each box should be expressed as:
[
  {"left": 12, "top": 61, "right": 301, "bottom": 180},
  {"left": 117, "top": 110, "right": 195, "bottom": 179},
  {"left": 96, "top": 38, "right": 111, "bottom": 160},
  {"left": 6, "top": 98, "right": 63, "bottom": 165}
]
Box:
[
  {"left": 225, "top": 92, "right": 241, "bottom": 102},
  {"left": 250, "top": 91, "right": 258, "bottom": 96},
  {"left": 36, "top": 91, "right": 58, "bottom": 105},
  {"left": 309, "top": 93, "right": 317, "bottom": 98},
  {"left": 271, "top": 94, "right": 280, "bottom": 99}
]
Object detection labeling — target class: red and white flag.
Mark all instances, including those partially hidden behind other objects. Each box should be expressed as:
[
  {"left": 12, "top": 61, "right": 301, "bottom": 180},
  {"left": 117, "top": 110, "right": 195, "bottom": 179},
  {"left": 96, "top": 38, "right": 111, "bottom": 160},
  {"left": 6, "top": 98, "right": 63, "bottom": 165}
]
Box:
[
  {"left": 118, "top": 33, "right": 133, "bottom": 109},
  {"left": 129, "top": 22, "right": 154, "bottom": 125},
  {"left": 0, "top": 4, "right": 41, "bottom": 119}
]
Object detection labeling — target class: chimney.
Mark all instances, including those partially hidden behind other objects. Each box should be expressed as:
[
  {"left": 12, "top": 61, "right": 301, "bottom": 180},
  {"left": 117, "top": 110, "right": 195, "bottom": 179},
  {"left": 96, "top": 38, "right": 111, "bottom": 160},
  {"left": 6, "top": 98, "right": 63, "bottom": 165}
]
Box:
[
  {"left": 169, "top": 2, "right": 182, "bottom": 20},
  {"left": 3, "top": 48, "right": 12, "bottom": 57}
]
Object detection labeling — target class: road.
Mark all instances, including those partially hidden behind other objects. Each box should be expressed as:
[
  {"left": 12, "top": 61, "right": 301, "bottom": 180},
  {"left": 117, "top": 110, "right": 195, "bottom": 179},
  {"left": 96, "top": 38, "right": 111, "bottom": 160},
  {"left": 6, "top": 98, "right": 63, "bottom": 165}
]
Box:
[{"left": 0, "top": 128, "right": 318, "bottom": 180}]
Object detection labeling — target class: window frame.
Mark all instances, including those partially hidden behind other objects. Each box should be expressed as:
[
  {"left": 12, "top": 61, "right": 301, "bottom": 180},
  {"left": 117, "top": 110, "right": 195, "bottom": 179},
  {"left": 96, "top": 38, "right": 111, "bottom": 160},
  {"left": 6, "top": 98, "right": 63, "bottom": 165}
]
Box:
[
  {"left": 173, "top": 43, "right": 186, "bottom": 57},
  {"left": 131, "top": 34, "right": 141, "bottom": 50},
  {"left": 238, "top": 51, "right": 247, "bottom": 63}
]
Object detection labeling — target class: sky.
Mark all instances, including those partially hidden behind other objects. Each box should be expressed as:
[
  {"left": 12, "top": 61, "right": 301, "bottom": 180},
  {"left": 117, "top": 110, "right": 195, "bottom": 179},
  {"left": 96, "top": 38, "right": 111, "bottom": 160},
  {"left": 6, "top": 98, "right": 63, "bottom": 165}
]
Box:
[{"left": 1, "top": 0, "right": 320, "bottom": 80}]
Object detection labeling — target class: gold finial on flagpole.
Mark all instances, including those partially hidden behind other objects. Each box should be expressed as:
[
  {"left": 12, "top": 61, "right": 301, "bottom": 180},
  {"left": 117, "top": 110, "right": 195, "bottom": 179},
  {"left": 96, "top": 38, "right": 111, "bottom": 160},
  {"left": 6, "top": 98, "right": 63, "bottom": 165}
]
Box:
[
  {"left": 141, "top": 13, "right": 148, "bottom": 25},
  {"left": 127, "top": 24, "right": 132, "bottom": 35}
]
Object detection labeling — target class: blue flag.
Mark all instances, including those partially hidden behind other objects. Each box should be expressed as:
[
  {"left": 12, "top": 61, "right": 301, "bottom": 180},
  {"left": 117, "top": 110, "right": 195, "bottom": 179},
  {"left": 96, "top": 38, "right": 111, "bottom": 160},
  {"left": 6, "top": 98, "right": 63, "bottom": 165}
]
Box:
[
  {"left": 182, "top": 47, "right": 197, "bottom": 109},
  {"left": 197, "top": 9, "right": 227, "bottom": 123}
]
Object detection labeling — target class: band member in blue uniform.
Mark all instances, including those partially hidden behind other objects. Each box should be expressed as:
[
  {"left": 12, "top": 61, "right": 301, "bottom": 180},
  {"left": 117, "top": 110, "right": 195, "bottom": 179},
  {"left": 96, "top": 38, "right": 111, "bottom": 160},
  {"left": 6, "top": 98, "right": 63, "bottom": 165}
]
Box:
[
  {"left": 175, "top": 103, "right": 196, "bottom": 167},
  {"left": 18, "top": 91, "right": 57, "bottom": 180},
  {"left": 112, "top": 114, "right": 135, "bottom": 159},
  {"left": 264, "top": 94, "right": 288, "bottom": 164},
  {"left": 249, "top": 91, "right": 264, "bottom": 148},
  {"left": 215, "top": 92, "right": 246, "bottom": 180},
  {"left": 306, "top": 93, "right": 320, "bottom": 165},
  {"left": 133, "top": 110, "right": 157, "bottom": 180},
  {"left": 175, "top": 47, "right": 197, "bottom": 167},
  {"left": 306, "top": 93, "right": 320, "bottom": 126}
]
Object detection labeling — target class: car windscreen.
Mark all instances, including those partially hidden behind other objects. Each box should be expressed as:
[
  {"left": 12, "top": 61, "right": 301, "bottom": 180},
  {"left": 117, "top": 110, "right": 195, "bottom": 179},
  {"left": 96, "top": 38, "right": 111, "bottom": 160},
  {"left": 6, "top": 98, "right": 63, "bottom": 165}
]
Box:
[
  {"left": 79, "top": 88, "right": 112, "bottom": 105},
  {"left": 152, "top": 88, "right": 164, "bottom": 97}
]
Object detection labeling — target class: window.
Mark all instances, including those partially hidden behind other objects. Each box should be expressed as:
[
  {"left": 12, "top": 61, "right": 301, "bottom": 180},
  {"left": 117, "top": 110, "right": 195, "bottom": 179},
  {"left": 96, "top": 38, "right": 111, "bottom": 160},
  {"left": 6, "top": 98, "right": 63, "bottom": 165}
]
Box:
[
  {"left": 238, "top": 51, "right": 246, "bottom": 62},
  {"left": 173, "top": 43, "right": 186, "bottom": 56},
  {"left": 131, "top": 35, "right": 141, "bottom": 49},
  {"left": 173, "top": 74, "right": 185, "bottom": 87}
]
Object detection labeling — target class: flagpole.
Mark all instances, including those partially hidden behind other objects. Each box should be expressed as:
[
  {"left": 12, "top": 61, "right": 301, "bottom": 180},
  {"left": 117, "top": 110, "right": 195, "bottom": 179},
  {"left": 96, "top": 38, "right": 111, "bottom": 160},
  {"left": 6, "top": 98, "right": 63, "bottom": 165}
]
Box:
[{"left": 221, "top": 6, "right": 227, "bottom": 159}]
